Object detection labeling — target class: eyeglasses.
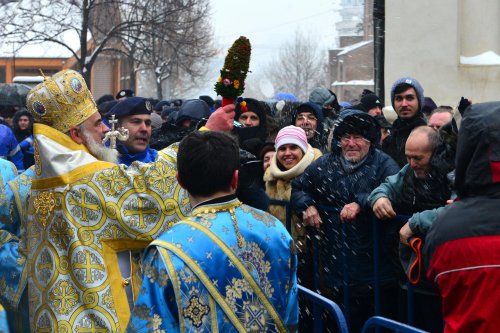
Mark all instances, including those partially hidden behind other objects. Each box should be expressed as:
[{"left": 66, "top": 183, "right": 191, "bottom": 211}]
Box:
[
  {"left": 296, "top": 114, "right": 317, "bottom": 122},
  {"left": 340, "top": 134, "right": 368, "bottom": 144}
]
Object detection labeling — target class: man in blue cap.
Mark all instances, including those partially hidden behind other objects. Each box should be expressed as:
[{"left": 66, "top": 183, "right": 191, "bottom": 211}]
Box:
[{"left": 105, "top": 96, "right": 158, "bottom": 166}]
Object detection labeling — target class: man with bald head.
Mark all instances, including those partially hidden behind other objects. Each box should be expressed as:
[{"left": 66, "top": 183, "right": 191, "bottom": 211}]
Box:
[
  {"left": 368, "top": 125, "right": 454, "bottom": 332},
  {"left": 427, "top": 107, "right": 453, "bottom": 130}
]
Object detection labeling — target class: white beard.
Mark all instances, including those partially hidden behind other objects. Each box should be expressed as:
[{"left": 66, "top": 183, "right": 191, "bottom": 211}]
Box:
[{"left": 82, "top": 129, "right": 119, "bottom": 164}]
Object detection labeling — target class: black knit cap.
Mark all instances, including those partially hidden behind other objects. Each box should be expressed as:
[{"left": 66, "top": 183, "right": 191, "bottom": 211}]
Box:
[
  {"left": 235, "top": 98, "right": 267, "bottom": 125},
  {"left": 334, "top": 109, "right": 380, "bottom": 145},
  {"left": 360, "top": 93, "right": 383, "bottom": 111}
]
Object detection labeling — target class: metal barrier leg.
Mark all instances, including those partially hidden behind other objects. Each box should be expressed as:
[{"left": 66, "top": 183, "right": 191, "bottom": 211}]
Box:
[
  {"left": 341, "top": 223, "right": 350, "bottom": 326},
  {"left": 373, "top": 217, "right": 381, "bottom": 316},
  {"left": 299, "top": 285, "right": 349, "bottom": 333},
  {"left": 407, "top": 282, "right": 415, "bottom": 326}
]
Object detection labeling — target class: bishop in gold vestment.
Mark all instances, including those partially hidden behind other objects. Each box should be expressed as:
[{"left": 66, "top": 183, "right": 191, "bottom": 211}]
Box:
[{"left": 23, "top": 69, "right": 202, "bottom": 332}]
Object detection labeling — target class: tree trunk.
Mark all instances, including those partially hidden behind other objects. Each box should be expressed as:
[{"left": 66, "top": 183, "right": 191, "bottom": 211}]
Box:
[{"left": 156, "top": 76, "right": 163, "bottom": 100}]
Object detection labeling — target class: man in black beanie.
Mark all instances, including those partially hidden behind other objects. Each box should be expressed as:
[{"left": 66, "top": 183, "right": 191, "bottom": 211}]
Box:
[{"left": 360, "top": 93, "right": 384, "bottom": 117}]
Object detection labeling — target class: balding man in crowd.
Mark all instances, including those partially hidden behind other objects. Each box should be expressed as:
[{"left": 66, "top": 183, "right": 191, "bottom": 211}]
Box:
[
  {"left": 427, "top": 106, "right": 453, "bottom": 130},
  {"left": 369, "top": 125, "right": 454, "bottom": 332}
]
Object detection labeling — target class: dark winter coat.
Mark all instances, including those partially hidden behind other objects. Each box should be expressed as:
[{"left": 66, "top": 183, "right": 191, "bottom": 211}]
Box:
[
  {"left": 424, "top": 101, "right": 500, "bottom": 333},
  {"left": 382, "top": 114, "right": 427, "bottom": 167},
  {"left": 291, "top": 110, "right": 400, "bottom": 288},
  {"left": 150, "top": 123, "right": 194, "bottom": 151}
]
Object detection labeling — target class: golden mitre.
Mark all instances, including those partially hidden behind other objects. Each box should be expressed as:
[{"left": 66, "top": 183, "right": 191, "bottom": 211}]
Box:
[{"left": 27, "top": 69, "right": 98, "bottom": 133}]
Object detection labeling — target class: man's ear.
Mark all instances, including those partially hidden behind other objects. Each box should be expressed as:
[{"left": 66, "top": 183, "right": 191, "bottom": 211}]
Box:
[
  {"left": 231, "top": 170, "right": 239, "bottom": 191},
  {"left": 69, "top": 125, "right": 85, "bottom": 144},
  {"left": 176, "top": 171, "right": 185, "bottom": 189}
]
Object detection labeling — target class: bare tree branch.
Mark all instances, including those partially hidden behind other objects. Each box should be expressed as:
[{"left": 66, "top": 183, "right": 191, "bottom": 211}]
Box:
[
  {"left": 264, "top": 30, "right": 328, "bottom": 101},
  {"left": 0, "top": 0, "right": 216, "bottom": 93}
]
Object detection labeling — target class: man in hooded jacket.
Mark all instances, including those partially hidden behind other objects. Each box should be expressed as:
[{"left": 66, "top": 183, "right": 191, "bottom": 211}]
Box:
[
  {"left": 291, "top": 102, "right": 327, "bottom": 152},
  {"left": 424, "top": 101, "right": 500, "bottom": 333},
  {"left": 382, "top": 77, "right": 427, "bottom": 167}
]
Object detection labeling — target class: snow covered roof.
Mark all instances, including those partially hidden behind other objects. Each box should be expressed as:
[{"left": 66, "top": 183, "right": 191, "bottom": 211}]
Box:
[
  {"left": 337, "top": 40, "right": 372, "bottom": 56},
  {"left": 460, "top": 51, "right": 500, "bottom": 66},
  {"left": 332, "top": 79, "right": 374, "bottom": 86}
]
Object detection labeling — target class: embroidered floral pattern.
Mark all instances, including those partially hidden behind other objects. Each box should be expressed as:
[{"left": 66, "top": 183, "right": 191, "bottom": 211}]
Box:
[
  {"left": 33, "top": 191, "right": 56, "bottom": 228},
  {"left": 49, "top": 217, "right": 74, "bottom": 250},
  {"left": 95, "top": 168, "right": 130, "bottom": 197},
  {"left": 146, "top": 162, "right": 177, "bottom": 194},
  {"left": 102, "top": 289, "right": 115, "bottom": 314},
  {"left": 97, "top": 224, "right": 126, "bottom": 244},
  {"left": 233, "top": 242, "right": 274, "bottom": 297},
  {"left": 241, "top": 204, "right": 276, "bottom": 227},
  {"left": 225, "top": 277, "right": 253, "bottom": 312}
]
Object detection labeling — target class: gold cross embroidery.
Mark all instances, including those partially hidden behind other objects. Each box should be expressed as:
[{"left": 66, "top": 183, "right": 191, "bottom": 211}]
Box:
[
  {"left": 68, "top": 188, "right": 100, "bottom": 222},
  {"left": 124, "top": 197, "right": 158, "bottom": 229},
  {"left": 73, "top": 250, "right": 104, "bottom": 284}
]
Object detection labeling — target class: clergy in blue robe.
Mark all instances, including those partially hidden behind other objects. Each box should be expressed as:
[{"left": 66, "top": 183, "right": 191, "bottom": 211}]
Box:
[
  {"left": 0, "top": 166, "right": 33, "bottom": 333},
  {"left": 127, "top": 131, "right": 298, "bottom": 332}
]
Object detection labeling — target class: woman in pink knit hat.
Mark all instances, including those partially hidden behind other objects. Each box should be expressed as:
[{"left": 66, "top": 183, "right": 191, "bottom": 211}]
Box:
[{"left": 264, "top": 125, "right": 322, "bottom": 253}]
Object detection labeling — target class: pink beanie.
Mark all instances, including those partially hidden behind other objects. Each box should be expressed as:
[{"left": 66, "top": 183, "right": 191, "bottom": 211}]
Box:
[{"left": 275, "top": 125, "right": 309, "bottom": 153}]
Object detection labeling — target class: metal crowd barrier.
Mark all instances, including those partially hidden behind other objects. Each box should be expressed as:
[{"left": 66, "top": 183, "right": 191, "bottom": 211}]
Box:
[
  {"left": 298, "top": 285, "right": 348, "bottom": 333},
  {"left": 268, "top": 199, "right": 419, "bottom": 330},
  {"left": 361, "top": 316, "right": 428, "bottom": 333}
]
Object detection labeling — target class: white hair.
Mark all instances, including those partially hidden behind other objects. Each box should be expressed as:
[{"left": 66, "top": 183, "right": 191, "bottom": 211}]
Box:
[{"left": 79, "top": 124, "right": 119, "bottom": 164}]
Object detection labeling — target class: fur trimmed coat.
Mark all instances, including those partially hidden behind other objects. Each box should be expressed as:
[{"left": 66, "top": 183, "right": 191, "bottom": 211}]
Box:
[{"left": 264, "top": 145, "right": 322, "bottom": 249}]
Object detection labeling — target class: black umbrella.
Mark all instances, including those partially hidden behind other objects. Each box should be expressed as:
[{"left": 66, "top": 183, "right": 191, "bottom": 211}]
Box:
[{"left": 0, "top": 83, "right": 31, "bottom": 107}]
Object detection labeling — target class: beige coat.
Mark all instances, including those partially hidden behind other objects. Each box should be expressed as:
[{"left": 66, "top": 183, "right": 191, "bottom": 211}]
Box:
[{"left": 264, "top": 145, "right": 322, "bottom": 249}]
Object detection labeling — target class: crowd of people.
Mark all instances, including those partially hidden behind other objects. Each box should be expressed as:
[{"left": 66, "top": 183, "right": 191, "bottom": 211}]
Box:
[{"left": 0, "top": 69, "right": 498, "bottom": 333}]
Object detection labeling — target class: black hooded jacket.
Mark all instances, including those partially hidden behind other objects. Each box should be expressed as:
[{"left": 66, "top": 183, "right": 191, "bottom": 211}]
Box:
[{"left": 382, "top": 113, "right": 427, "bottom": 167}]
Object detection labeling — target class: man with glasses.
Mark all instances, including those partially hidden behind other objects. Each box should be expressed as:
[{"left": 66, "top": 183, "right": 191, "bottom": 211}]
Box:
[
  {"left": 292, "top": 109, "right": 400, "bottom": 332},
  {"left": 292, "top": 102, "right": 326, "bottom": 151}
]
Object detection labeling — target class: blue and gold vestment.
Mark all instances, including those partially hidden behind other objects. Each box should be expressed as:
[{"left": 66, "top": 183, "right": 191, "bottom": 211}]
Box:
[{"left": 127, "top": 198, "right": 299, "bottom": 332}]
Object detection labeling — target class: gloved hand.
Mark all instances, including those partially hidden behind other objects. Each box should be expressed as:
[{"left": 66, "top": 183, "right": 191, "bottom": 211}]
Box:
[{"left": 457, "top": 97, "right": 471, "bottom": 115}]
